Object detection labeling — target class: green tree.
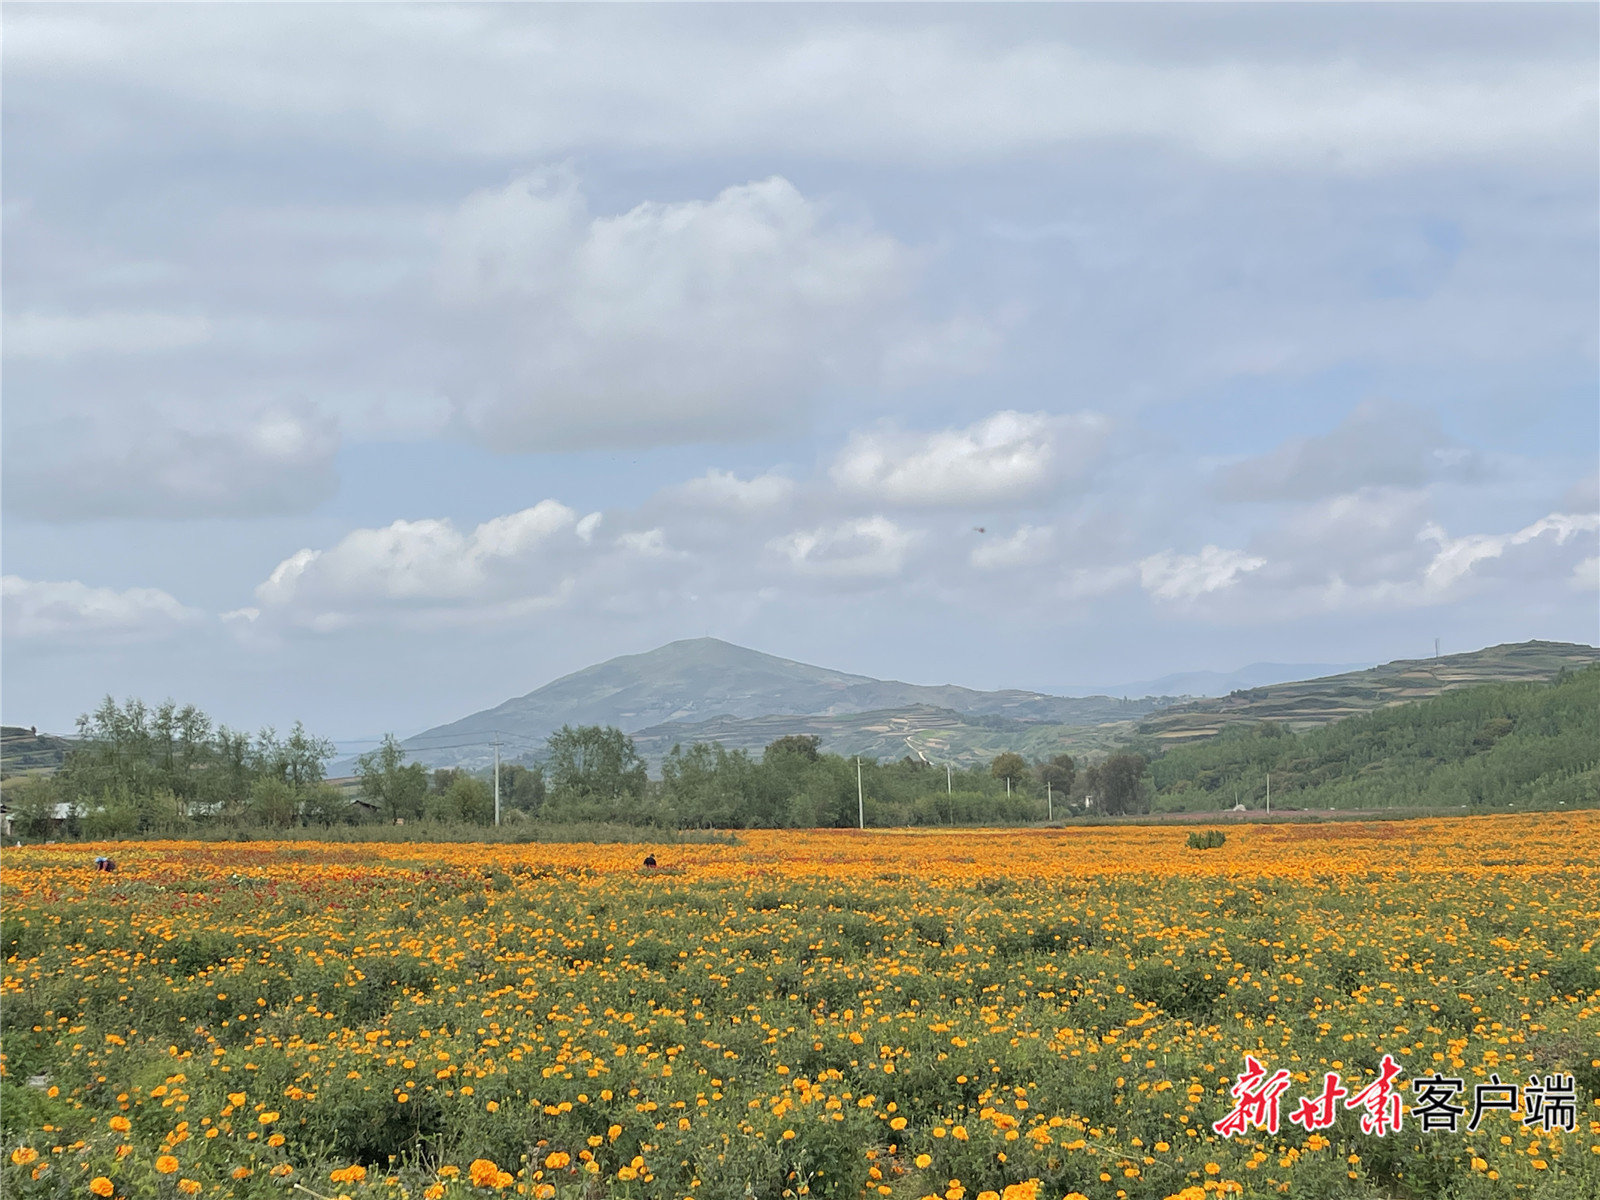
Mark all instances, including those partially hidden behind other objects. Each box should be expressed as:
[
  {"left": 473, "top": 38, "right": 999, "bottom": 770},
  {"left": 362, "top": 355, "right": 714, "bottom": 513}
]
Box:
[
  {"left": 544, "top": 726, "right": 648, "bottom": 807},
  {"left": 355, "top": 735, "right": 429, "bottom": 823},
  {"left": 1087, "top": 753, "right": 1149, "bottom": 815},
  {"left": 282, "top": 721, "right": 336, "bottom": 791},
  {"left": 1037, "top": 754, "right": 1076, "bottom": 795},
  {"left": 301, "top": 783, "right": 355, "bottom": 827},
  {"left": 249, "top": 776, "right": 298, "bottom": 828},
  {"left": 427, "top": 774, "right": 494, "bottom": 824},
  {"left": 990, "top": 751, "right": 1028, "bottom": 790}
]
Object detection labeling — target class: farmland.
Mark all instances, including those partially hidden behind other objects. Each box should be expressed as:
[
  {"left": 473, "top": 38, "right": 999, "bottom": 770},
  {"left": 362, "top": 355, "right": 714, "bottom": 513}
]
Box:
[{"left": 3, "top": 817, "right": 1598, "bottom": 1200}]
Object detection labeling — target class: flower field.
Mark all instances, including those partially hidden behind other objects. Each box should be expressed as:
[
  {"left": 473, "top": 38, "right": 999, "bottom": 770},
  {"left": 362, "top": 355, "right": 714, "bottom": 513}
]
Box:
[{"left": 3, "top": 815, "right": 1598, "bottom": 1200}]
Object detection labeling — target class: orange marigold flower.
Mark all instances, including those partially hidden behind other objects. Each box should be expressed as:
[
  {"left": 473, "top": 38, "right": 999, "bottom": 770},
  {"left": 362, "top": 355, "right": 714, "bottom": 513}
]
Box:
[
  {"left": 155, "top": 1157, "right": 180, "bottom": 1175},
  {"left": 11, "top": 1149, "right": 39, "bottom": 1167},
  {"left": 90, "top": 1177, "right": 114, "bottom": 1197},
  {"left": 109, "top": 1117, "right": 131, "bottom": 1134},
  {"left": 178, "top": 1180, "right": 201, "bottom": 1195},
  {"left": 468, "top": 1160, "right": 501, "bottom": 1188}
]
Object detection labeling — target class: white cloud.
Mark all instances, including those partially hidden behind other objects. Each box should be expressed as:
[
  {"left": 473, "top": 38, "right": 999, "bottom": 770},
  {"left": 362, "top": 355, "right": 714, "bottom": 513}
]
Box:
[
  {"left": 666, "top": 469, "right": 795, "bottom": 511},
  {"left": 1419, "top": 511, "right": 1599, "bottom": 595},
  {"left": 1140, "top": 545, "right": 1266, "bottom": 603},
  {"left": 255, "top": 500, "right": 579, "bottom": 616},
  {"left": 970, "top": 524, "right": 1054, "bottom": 571},
  {"left": 832, "top": 411, "right": 1107, "bottom": 507},
  {"left": 440, "top": 170, "right": 925, "bottom": 450},
  {"left": 5, "top": 9, "right": 1590, "bottom": 173},
  {"left": 769, "top": 516, "right": 918, "bottom": 581},
  {"left": 2, "top": 310, "right": 212, "bottom": 358},
  {"left": 1, "top": 575, "right": 200, "bottom": 641},
  {"left": 4, "top": 402, "right": 339, "bottom": 521}
]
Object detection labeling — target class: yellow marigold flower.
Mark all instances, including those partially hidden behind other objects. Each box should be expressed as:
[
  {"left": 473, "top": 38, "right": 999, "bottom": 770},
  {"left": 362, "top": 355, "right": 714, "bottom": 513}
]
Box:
[
  {"left": 11, "top": 1149, "right": 39, "bottom": 1167},
  {"left": 267, "top": 1134, "right": 286, "bottom": 1148},
  {"left": 258, "top": 1112, "right": 279, "bottom": 1126},
  {"left": 178, "top": 1180, "right": 201, "bottom": 1195},
  {"left": 617, "top": 1167, "right": 638, "bottom": 1182},
  {"left": 951, "top": 1126, "right": 968, "bottom": 1141},
  {"left": 534, "top": 1188, "right": 554, "bottom": 1200},
  {"left": 915, "top": 1154, "right": 932, "bottom": 1170},
  {"left": 270, "top": 1165, "right": 294, "bottom": 1179},
  {"left": 155, "top": 1157, "right": 180, "bottom": 1175},
  {"left": 227, "top": 1094, "right": 246, "bottom": 1108},
  {"left": 331, "top": 1166, "right": 368, "bottom": 1185},
  {"left": 542, "top": 1153, "right": 569, "bottom": 1171},
  {"left": 424, "top": 1187, "right": 445, "bottom": 1200},
  {"left": 977, "top": 1191, "right": 1000, "bottom": 1200},
  {"left": 90, "top": 1177, "right": 114, "bottom": 1197},
  {"left": 469, "top": 1160, "right": 502, "bottom": 1188},
  {"left": 232, "top": 1168, "right": 253, "bottom": 1180},
  {"left": 109, "top": 1117, "right": 131, "bottom": 1134}
]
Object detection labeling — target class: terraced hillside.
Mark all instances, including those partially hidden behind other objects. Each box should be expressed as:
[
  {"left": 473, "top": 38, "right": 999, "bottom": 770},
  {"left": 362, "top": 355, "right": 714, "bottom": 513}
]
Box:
[
  {"left": 1139, "top": 639, "right": 1600, "bottom": 743},
  {"left": 0, "top": 725, "right": 74, "bottom": 778},
  {"left": 627, "top": 702, "right": 1149, "bottom": 769}
]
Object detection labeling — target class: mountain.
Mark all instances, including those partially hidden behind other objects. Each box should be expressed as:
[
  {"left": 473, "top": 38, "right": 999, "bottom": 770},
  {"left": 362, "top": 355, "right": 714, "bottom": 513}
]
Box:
[
  {"left": 628, "top": 701, "right": 1158, "bottom": 770},
  {"left": 1053, "top": 661, "right": 1372, "bottom": 700},
  {"left": 386, "top": 638, "right": 1152, "bottom": 771},
  {"left": 1138, "top": 640, "right": 1600, "bottom": 743}
]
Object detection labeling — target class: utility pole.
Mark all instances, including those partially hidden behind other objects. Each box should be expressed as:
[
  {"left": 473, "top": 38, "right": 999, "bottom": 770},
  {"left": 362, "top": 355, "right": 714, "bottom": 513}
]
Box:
[
  {"left": 946, "top": 762, "right": 952, "bottom": 795},
  {"left": 1006, "top": 775, "right": 1011, "bottom": 797},
  {"left": 1047, "top": 779, "right": 1053, "bottom": 821},
  {"left": 856, "top": 757, "right": 864, "bottom": 830},
  {"left": 494, "top": 736, "right": 501, "bottom": 827},
  {"left": 1265, "top": 771, "right": 1270, "bottom": 816}
]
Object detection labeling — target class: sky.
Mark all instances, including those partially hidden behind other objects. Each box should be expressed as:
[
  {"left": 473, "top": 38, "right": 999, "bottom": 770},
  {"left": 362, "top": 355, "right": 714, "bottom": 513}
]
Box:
[{"left": 3, "top": 3, "right": 1597, "bottom": 743}]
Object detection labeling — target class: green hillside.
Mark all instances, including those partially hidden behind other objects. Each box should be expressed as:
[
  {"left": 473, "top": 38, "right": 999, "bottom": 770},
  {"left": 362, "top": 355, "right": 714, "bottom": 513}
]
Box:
[
  {"left": 627, "top": 703, "right": 1146, "bottom": 769},
  {"left": 1145, "top": 664, "right": 1600, "bottom": 811},
  {"left": 0, "top": 726, "right": 75, "bottom": 779},
  {"left": 1138, "top": 640, "right": 1600, "bottom": 743}
]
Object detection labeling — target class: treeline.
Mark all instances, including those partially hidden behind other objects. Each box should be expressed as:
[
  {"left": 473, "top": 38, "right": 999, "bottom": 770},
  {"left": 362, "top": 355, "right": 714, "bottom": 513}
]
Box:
[
  {"left": 8, "top": 698, "right": 1155, "bottom": 837},
  {"left": 1144, "top": 665, "right": 1600, "bottom": 811},
  {"left": 4, "top": 697, "right": 347, "bottom": 838}
]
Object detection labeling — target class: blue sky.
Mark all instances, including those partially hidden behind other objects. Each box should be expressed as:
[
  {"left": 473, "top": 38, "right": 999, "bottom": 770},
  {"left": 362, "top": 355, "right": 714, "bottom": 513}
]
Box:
[{"left": 3, "top": 3, "right": 1596, "bottom": 741}]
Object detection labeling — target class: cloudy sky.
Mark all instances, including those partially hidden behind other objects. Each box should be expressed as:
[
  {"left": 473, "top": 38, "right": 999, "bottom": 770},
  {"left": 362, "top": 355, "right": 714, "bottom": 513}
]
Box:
[{"left": 3, "top": 3, "right": 1597, "bottom": 742}]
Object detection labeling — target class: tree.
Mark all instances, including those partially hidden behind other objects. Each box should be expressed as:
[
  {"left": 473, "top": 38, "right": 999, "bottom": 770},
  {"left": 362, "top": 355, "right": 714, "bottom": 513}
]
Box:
[
  {"left": 1037, "top": 754, "right": 1076, "bottom": 795},
  {"left": 764, "top": 735, "right": 821, "bottom": 763},
  {"left": 661, "top": 742, "right": 759, "bottom": 828},
  {"left": 427, "top": 774, "right": 493, "bottom": 824},
  {"left": 301, "top": 783, "right": 355, "bottom": 827},
  {"left": 356, "top": 734, "right": 429, "bottom": 823},
  {"left": 544, "top": 725, "right": 648, "bottom": 806},
  {"left": 990, "top": 752, "right": 1028, "bottom": 789},
  {"left": 500, "top": 763, "right": 545, "bottom": 813},
  {"left": 282, "top": 721, "right": 335, "bottom": 791},
  {"left": 1086, "top": 753, "right": 1149, "bottom": 815},
  {"left": 249, "top": 776, "right": 298, "bottom": 828}
]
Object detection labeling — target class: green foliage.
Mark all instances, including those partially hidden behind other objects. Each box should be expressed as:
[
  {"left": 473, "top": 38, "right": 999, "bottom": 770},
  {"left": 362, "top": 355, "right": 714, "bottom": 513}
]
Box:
[
  {"left": 1086, "top": 752, "right": 1150, "bottom": 814},
  {"left": 45, "top": 696, "right": 345, "bottom": 837},
  {"left": 356, "top": 734, "right": 430, "bottom": 823},
  {"left": 1185, "top": 829, "right": 1227, "bottom": 850},
  {"left": 539, "top": 725, "right": 651, "bottom": 823},
  {"left": 1147, "top": 666, "right": 1600, "bottom": 811},
  {"left": 989, "top": 751, "right": 1028, "bottom": 785}
]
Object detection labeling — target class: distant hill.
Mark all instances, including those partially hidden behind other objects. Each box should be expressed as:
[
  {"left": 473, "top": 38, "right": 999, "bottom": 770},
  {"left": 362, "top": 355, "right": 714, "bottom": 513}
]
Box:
[
  {"left": 629, "top": 702, "right": 1155, "bottom": 770},
  {"left": 1138, "top": 640, "right": 1600, "bottom": 744},
  {"left": 385, "top": 638, "right": 1158, "bottom": 771},
  {"left": 1148, "top": 665, "right": 1600, "bottom": 811},
  {"left": 0, "top": 725, "right": 74, "bottom": 778},
  {"left": 1054, "top": 661, "right": 1371, "bottom": 700}
]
